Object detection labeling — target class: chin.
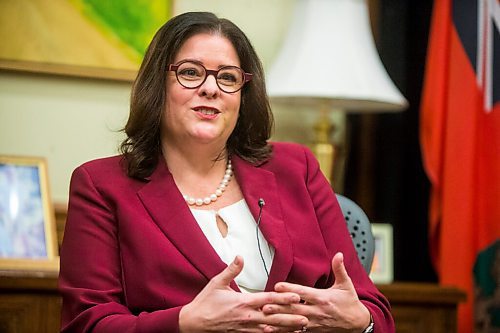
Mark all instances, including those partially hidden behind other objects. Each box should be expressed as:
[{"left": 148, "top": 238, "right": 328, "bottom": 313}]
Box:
[
  {"left": 189, "top": 123, "right": 235, "bottom": 145},
  {"left": 192, "top": 132, "right": 226, "bottom": 145}
]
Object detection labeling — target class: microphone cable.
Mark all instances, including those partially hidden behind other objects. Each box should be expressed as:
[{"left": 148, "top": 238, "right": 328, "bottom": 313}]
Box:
[{"left": 256, "top": 198, "right": 269, "bottom": 277}]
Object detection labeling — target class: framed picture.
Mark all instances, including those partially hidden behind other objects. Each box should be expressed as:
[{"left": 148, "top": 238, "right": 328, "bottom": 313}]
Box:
[
  {"left": 0, "top": 0, "right": 171, "bottom": 81},
  {"left": 369, "top": 223, "right": 394, "bottom": 284},
  {"left": 0, "top": 156, "right": 59, "bottom": 271}
]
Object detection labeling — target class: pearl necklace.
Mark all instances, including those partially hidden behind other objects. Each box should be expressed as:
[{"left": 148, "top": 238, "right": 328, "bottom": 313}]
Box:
[{"left": 183, "top": 159, "right": 233, "bottom": 206}]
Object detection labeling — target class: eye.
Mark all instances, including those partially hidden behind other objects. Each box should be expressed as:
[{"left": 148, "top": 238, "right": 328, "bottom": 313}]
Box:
[
  {"left": 218, "top": 69, "right": 241, "bottom": 86},
  {"left": 178, "top": 64, "right": 204, "bottom": 81}
]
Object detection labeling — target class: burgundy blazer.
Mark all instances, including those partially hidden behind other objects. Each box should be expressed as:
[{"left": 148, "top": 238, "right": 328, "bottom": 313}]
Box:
[{"left": 59, "top": 142, "right": 394, "bottom": 332}]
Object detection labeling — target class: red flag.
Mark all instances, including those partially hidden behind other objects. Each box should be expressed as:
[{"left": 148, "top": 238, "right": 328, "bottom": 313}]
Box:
[{"left": 420, "top": 0, "right": 500, "bottom": 332}]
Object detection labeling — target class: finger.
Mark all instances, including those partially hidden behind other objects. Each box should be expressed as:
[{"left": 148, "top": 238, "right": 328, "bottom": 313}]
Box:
[
  {"left": 261, "top": 302, "right": 301, "bottom": 315},
  {"left": 270, "top": 292, "right": 301, "bottom": 305},
  {"left": 246, "top": 291, "right": 301, "bottom": 308},
  {"left": 331, "top": 252, "right": 354, "bottom": 289},
  {"left": 210, "top": 255, "right": 244, "bottom": 288},
  {"left": 274, "top": 282, "right": 320, "bottom": 304},
  {"left": 263, "top": 325, "right": 303, "bottom": 333},
  {"left": 260, "top": 313, "right": 308, "bottom": 332},
  {"left": 262, "top": 302, "right": 320, "bottom": 319}
]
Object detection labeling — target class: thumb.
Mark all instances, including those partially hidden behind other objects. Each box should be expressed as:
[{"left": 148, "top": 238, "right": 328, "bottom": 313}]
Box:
[
  {"left": 211, "top": 255, "right": 244, "bottom": 288},
  {"left": 330, "top": 252, "right": 354, "bottom": 289}
]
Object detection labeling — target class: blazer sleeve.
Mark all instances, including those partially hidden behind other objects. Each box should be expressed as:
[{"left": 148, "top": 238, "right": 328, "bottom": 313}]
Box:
[
  {"left": 59, "top": 165, "right": 182, "bottom": 333},
  {"left": 302, "top": 147, "right": 396, "bottom": 332}
]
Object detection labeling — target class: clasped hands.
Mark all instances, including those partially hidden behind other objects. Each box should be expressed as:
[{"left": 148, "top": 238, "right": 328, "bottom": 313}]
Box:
[{"left": 179, "top": 252, "right": 371, "bottom": 333}]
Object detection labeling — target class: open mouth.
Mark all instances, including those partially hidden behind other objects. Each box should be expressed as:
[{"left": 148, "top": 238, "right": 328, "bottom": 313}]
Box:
[{"left": 193, "top": 107, "right": 220, "bottom": 117}]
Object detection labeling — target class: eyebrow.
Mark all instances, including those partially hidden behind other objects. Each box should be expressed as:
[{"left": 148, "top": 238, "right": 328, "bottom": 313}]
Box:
[{"left": 174, "top": 58, "right": 241, "bottom": 69}]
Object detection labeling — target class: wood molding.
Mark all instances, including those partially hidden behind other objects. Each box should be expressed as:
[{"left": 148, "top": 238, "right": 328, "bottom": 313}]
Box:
[{"left": 0, "top": 59, "right": 136, "bottom": 82}]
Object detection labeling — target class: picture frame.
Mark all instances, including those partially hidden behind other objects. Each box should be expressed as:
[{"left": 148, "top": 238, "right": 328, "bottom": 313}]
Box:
[
  {"left": 369, "top": 223, "right": 394, "bottom": 284},
  {"left": 0, "top": 0, "right": 171, "bottom": 81},
  {"left": 0, "top": 156, "right": 59, "bottom": 271}
]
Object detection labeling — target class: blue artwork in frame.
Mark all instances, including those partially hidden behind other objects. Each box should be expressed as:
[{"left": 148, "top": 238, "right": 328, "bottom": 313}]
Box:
[{"left": 0, "top": 156, "right": 58, "bottom": 271}]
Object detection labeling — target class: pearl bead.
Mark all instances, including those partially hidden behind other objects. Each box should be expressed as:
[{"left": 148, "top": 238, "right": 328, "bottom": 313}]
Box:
[{"left": 183, "top": 159, "right": 233, "bottom": 206}]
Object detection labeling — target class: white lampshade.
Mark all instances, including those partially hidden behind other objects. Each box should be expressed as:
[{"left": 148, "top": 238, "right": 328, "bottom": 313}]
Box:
[{"left": 266, "top": 0, "right": 408, "bottom": 112}]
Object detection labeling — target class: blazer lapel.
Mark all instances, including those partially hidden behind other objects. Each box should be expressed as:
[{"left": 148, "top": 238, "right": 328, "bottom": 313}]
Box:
[
  {"left": 233, "top": 156, "right": 294, "bottom": 291},
  {"left": 136, "top": 161, "right": 230, "bottom": 284}
]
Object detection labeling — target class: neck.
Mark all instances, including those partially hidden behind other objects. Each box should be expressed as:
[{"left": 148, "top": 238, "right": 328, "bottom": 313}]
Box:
[
  {"left": 162, "top": 142, "right": 231, "bottom": 202},
  {"left": 161, "top": 133, "right": 228, "bottom": 166},
  {"left": 162, "top": 143, "right": 228, "bottom": 174}
]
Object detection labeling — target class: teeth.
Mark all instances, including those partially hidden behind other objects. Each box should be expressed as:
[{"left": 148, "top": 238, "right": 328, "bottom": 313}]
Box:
[{"left": 197, "top": 109, "right": 217, "bottom": 115}]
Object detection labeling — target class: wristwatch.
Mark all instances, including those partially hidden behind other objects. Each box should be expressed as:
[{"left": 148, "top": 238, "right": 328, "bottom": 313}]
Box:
[{"left": 362, "top": 314, "right": 374, "bottom": 333}]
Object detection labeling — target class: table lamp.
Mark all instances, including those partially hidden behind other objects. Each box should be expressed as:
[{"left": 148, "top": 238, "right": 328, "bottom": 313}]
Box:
[{"left": 266, "top": 0, "right": 408, "bottom": 186}]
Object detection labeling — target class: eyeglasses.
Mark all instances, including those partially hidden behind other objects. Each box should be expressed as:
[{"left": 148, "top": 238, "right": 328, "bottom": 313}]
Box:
[{"left": 168, "top": 60, "right": 253, "bottom": 93}]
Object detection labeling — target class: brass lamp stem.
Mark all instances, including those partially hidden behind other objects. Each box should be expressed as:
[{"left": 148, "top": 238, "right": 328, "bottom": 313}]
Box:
[
  {"left": 314, "top": 110, "right": 334, "bottom": 143},
  {"left": 311, "top": 104, "right": 337, "bottom": 184}
]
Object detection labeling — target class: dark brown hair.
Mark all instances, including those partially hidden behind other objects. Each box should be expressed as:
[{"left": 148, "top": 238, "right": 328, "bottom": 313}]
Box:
[{"left": 120, "top": 12, "right": 273, "bottom": 180}]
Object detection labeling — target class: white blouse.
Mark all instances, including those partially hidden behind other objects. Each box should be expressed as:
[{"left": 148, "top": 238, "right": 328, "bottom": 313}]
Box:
[{"left": 190, "top": 199, "right": 274, "bottom": 293}]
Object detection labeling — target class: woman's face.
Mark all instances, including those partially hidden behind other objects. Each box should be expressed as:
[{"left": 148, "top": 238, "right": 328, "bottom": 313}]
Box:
[{"left": 162, "top": 33, "right": 242, "bottom": 150}]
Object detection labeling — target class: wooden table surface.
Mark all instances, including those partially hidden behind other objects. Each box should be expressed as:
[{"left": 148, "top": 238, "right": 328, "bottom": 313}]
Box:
[{"left": 0, "top": 270, "right": 467, "bottom": 333}]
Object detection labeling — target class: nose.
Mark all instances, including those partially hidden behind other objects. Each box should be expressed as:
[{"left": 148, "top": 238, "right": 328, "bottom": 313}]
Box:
[{"left": 198, "top": 73, "right": 220, "bottom": 98}]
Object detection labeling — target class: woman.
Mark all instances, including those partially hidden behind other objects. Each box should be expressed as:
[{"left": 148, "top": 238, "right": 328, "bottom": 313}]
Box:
[{"left": 59, "top": 11, "right": 394, "bottom": 333}]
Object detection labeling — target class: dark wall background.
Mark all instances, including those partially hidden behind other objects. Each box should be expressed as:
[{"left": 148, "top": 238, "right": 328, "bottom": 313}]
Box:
[{"left": 344, "top": 0, "right": 437, "bottom": 282}]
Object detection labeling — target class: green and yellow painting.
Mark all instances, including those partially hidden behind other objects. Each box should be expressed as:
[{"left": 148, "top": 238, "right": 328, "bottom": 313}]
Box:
[{"left": 0, "top": 0, "right": 170, "bottom": 72}]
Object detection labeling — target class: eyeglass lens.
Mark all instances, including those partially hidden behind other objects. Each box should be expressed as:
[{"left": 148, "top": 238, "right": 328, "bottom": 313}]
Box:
[{"left": 175, "top": 61, "right": 245, "bottom": 93}]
